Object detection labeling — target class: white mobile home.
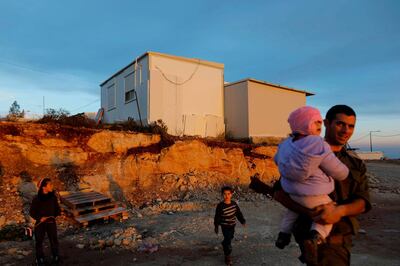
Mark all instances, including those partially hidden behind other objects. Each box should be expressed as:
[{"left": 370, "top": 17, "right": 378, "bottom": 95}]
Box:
[
  {"left": 355, "top": 151, "right": 384, "bottom": 160},
  {"left": 224, "top": 78, "right": 314, "bottom": 142},
  {"left": 100, "top": 52, "right": 225, "bottom": 137}
]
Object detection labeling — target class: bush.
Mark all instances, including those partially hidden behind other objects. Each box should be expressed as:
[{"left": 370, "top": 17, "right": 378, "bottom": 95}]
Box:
[
  {"left": 37, "top": 109, "right": 96, "bottom": 128},
  {"left": 43, "top": 108, "right": 70, "bottom": 120}
]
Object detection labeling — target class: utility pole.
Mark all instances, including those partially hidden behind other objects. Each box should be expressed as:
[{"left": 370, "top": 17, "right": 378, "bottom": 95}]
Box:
[
  {"left": 369, "top": 130, "right": 380, "bottom": 152},
  {"left": 43, "top": 96, "right": 45, "bottom": 116}
]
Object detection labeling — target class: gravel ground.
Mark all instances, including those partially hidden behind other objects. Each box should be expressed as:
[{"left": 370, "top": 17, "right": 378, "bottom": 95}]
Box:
[{"left": 1, "top": 160, "right": 399, "bottom": 266}]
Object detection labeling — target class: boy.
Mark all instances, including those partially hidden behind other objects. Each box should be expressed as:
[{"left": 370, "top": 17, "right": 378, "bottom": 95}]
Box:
[{"left": 214, "top": 186, "right": 246, "bottom": 265}]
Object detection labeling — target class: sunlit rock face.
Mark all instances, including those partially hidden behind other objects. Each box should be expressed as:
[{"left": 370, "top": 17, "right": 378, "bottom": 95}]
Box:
[{"left": 0, "top": 122, "right": 279, "bottom": 215}]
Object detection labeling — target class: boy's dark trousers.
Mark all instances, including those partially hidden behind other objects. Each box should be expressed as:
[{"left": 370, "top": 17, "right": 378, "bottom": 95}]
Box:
[
  {"left": 221, "top": 225, "right": 235, "bottom": 256},
  {"left": 35, "top": 221, "right": 59, "bottom": 259}
]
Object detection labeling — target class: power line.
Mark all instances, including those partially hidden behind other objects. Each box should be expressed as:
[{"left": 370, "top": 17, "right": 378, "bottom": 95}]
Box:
[
  {"left": 0, "top": 59, "right": 52, "bottom": 75},
  {"left": 374, "top": 133, "right": 400, "bottom": 138},
  {"left": 349, "top": 133, "right": 370, "bottom": 143},
  {"left": 70, "top": 99, "right": 100, "bottom": 112}
]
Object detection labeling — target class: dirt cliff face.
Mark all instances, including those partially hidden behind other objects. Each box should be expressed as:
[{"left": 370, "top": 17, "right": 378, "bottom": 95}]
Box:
[{"left": 0, "top": 121, "right": 279, "bottom": 224}]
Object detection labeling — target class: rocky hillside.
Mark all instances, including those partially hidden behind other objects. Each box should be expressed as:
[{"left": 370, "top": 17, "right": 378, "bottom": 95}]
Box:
[{"left": 0, "top": 121, "right": 279, "bottom": 227}]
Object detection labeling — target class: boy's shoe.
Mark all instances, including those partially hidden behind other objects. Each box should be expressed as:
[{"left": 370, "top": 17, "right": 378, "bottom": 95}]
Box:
[
  {"left": 35, "top": 257, "right": 45, "bottom": 266},
  {"left": 303, "top": 230, "right": 324, "bottom": 266},
  {"left": 52, "top": 255, "right": 60, "bottom": 264},
  {"left": 224, "top": 255, "right": 233, "bottom": 265},
  {"left": 275, "top": 232, "right": 291, "bottom": 249}
]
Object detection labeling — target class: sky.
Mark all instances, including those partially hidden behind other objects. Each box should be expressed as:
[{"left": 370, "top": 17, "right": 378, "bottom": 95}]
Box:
[{"left": 0, "top": 0, "right": 399, "bottom": 157}]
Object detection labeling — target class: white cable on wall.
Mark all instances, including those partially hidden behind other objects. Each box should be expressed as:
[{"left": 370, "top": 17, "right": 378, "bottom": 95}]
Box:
[{"left": 155, "top": 59, "right": 201, "bottom": 85}]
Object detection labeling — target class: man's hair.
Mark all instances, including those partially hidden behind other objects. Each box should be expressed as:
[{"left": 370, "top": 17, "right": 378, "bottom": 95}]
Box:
[
  {"left": 325, "top": 105, "right": 356, "bottom": 121},
  {"left": 221, "top": 186, "right": 233, "bottom": 194}
]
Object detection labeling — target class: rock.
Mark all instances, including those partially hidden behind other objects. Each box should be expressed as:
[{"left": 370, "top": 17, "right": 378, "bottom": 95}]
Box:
[
  {"left": 188, "top": 175, "right": 197, "bottom": 185},
  {"left": 0, "top": 216, "right": 6, "bottom": 227},
  {"left": 358, "top": 229, "right": 367, "bottom": 234},
  {"left": 21, "top": 250, "right": 31, "bottom": 256},
  {"left": 137, "top": 242, "right": 159, "bottom": 253},
  {"left": 87, "top": 131, "right": 160, "bottom": 153},
  {"left": 183, "top": 193, "right": 190, "bottom": 201},
  {"left": 98, "top": 240, "right": 106, "bottom": 248},
  {"left": 106, "top": 239, "right": 114, "bottom": 247},
  {"left": 7, "top": 248, "right": 18, "bottom": 255},
  {"left": 114, "top": 238, "right": 122, "bottom": 246},
  {"left": 76, "top": 244, "right": 85, "bottom": 249},
  {"left": 122, "top": 238, "right": 131, "bottom": 246},
  {"left": 251, "top": 146, "right": 278, "bottom": 158},
  {"left": 114, "top": 228, "right": 123, "bottom": 234},
  {"left": 39, "top": 138, "right": 71, "bottom": 147}
]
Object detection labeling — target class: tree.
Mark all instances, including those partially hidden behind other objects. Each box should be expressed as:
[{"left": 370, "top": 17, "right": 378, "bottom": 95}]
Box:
[{"left": 7, "top": 101, "right": 24, "bottom": 120}]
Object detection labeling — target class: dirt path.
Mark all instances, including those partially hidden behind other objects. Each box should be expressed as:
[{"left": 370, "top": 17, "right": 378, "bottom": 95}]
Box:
[{"left": 1, "top": 161, "right": 399, "bottom": 266}]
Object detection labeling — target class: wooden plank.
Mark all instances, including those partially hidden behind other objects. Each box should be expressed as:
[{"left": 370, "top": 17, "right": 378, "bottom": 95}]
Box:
[
  {"left": 73, "top": 199, "right": 112, "bottom": 210},
  {"left": 66, "top": 194, "right": 109, "bottom": 204},
  {"left": 74, "top": 207, "right": 128, "bottom": 224},
  {"left": 61, "top": 193, "right": 111, "bottom": 209},
  {"left": 59, "top": 189, "right": 93, "bottom": 196},
  {"left": 62, "top": 202, "right": 118, "bottom": 216},
  {"left": 62, "top": 192, "right": 105, "bottom": 202},
  {"left": 62, "top": 190, "right": 101, "bottom": 198}
]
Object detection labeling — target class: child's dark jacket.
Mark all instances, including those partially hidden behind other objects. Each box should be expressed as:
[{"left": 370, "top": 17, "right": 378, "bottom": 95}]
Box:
[
  {"left": 214, "top": 201, "right": 246, "bottom": 227},
  {"left": 29, "top": 193, "right": 61, "bottom": 224}
]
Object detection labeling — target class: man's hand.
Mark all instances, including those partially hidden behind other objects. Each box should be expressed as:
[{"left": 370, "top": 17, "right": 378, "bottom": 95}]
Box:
[
  {"left": 249, "top": 175, "right": 274, "bottom": 196},
  {"left": 274, "top": 190, "right": 319, "bottom": 218},
  {"left": 312, "top": 202, "right": 344, "bottom": 224},
  {"left": 214, "top": 226, "right": 219, "bottom": 235}
]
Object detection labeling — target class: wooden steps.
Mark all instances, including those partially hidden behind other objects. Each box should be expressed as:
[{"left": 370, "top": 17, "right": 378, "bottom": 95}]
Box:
[{"left": 59, "top": 190, "right": 128, "bottom": 226}]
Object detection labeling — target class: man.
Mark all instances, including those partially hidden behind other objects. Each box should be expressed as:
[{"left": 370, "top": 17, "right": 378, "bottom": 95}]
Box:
[{"left": 250, "top": 105, "right": 371, "bottom": 265}]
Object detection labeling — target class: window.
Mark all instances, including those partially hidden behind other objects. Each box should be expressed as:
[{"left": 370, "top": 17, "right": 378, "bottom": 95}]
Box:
[
  {"left": 124, "top": 71, "right": 135, "bottom": 102},
  {"left": 125, "top": 90, "right": 135, "bottom": 102},
  {"left": 107, "top": 84, "right": 116, "bottom": 110}
]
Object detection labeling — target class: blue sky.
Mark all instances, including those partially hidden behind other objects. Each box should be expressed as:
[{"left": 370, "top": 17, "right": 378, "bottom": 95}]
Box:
[{"left": 1, "top": 0, "right": 399, "bottom": 157}]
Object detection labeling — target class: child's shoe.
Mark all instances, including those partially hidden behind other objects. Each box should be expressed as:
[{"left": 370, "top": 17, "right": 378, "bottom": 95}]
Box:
[
  {"left": 35, "top": 257, "right": 45, "bottom": 266},
  {"left": 224, "top": 255, "right": 233, "bottom": 265},
  {"left": 275, "top": 232, "right": 291, "bottom": 249},
  {"left": 303, "top": 230, "right": 324, "bottom": 266},
  {"left": 52, "top": 254, "right": 60, "bottom": 264}
]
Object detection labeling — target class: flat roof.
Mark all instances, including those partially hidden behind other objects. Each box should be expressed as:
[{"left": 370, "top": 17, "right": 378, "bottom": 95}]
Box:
[
  {"left": 224, "top": 78, "right": 314, "bottom": 96},
  {"left": 100, "top": 51, "right": 224, "bottom": 86}
]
